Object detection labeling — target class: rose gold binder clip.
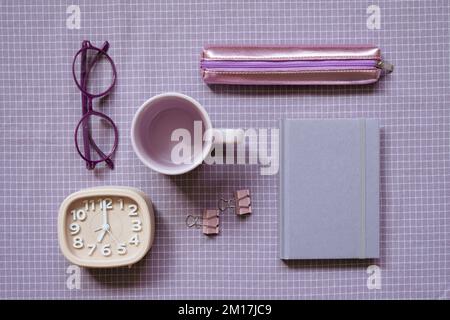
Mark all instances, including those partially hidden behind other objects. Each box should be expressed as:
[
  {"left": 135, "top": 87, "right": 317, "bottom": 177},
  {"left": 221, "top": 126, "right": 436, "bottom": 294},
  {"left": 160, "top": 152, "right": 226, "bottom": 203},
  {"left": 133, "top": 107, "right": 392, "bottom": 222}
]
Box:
[
  {"left": 218, "top": 189, "right": 252, "bottom": 216},
  {"left": 185, "top": 189, "right": 252, "bottom": 236},
  {"left": 186, "top": 209, "right": 220, "bottom": 235}
]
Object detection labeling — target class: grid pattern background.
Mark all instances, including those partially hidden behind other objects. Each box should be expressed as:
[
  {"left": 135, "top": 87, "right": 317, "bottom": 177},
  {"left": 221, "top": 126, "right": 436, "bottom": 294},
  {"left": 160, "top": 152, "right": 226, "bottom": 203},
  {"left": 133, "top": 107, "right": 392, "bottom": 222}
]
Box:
[{"left": 0, "top": 0, "right": 449, "bottom": 299}]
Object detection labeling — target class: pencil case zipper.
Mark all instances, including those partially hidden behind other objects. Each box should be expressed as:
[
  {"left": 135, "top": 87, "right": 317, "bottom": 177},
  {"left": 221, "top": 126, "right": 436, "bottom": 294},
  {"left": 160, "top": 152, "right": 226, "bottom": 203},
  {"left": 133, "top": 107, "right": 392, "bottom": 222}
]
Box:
[{"left": 201, "top": 59, "right": 393, "bottom": 72}]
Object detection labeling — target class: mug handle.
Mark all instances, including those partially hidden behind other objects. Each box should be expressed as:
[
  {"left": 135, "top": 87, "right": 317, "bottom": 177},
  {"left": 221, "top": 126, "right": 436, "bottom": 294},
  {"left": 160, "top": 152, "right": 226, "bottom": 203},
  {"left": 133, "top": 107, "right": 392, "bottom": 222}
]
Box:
[{"left": 212, "top": 128, "right": 244, "bottom": 145}]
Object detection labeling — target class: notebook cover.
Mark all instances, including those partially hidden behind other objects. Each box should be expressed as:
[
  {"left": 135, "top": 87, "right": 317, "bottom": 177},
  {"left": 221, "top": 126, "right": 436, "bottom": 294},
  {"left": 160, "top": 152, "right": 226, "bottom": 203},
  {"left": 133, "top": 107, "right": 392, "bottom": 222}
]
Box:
[{"left": 279, "top": 119, "right": 380, "bottom": 259}]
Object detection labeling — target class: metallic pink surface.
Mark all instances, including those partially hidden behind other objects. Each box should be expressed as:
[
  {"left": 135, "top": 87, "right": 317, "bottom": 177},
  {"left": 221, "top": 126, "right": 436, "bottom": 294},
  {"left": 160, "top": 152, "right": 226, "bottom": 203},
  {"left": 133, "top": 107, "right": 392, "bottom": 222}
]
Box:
[
  {"left": 202, "top": 45, "right": 381, "bottom": 61},
  {"left": 202, "top": 69, "right": 381, "bottom": 85},
  {"left": 201, "top": 45, "right": 383, "bottom": 85},
  {"left": 202, "top": 209, "right": 220, "bottom": 235},
  {"left": 235, "top": 189, "right": 252, "bottom": 215}
]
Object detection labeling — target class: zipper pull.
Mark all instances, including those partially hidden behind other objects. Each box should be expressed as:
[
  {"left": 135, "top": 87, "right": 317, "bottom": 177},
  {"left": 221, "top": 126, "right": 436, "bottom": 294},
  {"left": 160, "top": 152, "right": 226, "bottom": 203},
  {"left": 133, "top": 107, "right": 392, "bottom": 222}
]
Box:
[{"left": 377, "top": 60, "right": 394, "bottom": 73}]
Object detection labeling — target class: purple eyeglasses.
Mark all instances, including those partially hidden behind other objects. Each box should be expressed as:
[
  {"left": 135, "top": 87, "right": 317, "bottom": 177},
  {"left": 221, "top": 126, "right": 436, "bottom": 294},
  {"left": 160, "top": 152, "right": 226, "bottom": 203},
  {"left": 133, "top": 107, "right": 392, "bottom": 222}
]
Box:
[{"left": 72, "top": 40, "right": 118, "bottom": 170}]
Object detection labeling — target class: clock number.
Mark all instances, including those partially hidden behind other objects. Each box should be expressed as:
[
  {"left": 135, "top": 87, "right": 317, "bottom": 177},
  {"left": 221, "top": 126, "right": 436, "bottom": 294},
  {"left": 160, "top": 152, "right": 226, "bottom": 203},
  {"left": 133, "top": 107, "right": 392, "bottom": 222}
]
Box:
[
  {"left": 101, "top": 244, "right": 112, "bottom": 257},
  {"left": 131, "top": 219, "right": 142, "bottom": 232},
  {"left": 71, "top": 209, "right": 86, "bottom": 222},
  {"left": 73, "top": 237, "right": 84, "bottom": 249},
  {"left": 128, "top": 204, "right": 138, "bottom": 217},
  {"left": 69, "top": 223, "right": 80, "bottom": 235},
  {"left": 83, "top": 199, "right": 95, "bottom": 211},
  {"left": 104, "top": 198, "right": 113, "bottom": 209},
  {"left": 117, "top": 244, "right": 127, "bottom": 255},
  {"left": 87, "top": 244, "right": 97, "bottom": 256},
  {"left": 129, "top": 234, "right": 140, "bottom": 246},
  {"left": 99, "top": 198, "right": 113, "bottom": 210},
  {"left": 118, "top": 198, "right": 124, "bottom": 210}
]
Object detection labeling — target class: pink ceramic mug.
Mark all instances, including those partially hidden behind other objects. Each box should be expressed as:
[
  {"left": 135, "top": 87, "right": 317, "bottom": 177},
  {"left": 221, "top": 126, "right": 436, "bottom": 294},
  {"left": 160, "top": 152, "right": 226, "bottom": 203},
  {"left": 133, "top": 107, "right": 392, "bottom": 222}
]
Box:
[{"left": 131, "top": 92, "right": 242, "bottom": 175}]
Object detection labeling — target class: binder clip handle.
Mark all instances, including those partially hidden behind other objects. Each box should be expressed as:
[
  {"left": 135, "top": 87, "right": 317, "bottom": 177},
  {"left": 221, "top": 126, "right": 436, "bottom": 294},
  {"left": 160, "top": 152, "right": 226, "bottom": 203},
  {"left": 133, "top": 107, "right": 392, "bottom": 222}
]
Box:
[
  {"left": 185, "top": 215, "right": 201, "bottom": 228},
  {"left": 218, "top": 198, "right": 235, "bottom": 212}
]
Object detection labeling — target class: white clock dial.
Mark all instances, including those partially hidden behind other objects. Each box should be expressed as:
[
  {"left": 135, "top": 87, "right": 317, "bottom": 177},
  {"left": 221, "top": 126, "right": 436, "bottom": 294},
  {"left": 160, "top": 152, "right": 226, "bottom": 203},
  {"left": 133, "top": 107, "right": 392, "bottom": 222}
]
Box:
[
  {"left": 58, "top": 187, "right": 154, "bottom": 268},
  {"left": 65, "top": 196, "right": 145, "bottom": 259}
]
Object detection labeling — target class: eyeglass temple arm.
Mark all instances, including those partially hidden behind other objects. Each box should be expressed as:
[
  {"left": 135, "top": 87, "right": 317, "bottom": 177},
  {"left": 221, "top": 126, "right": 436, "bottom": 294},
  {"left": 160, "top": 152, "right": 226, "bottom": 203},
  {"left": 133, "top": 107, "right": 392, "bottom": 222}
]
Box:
[
  {"left": 84, "top": 41, "right": 110, "bottom": 84},
  {"left": 81, "top": 41, "right": 113, "bottom": 170},
  {"left": 87, "top": 133, "right": 114, "bottom": 169},
  {"left": 80, "top": 43, "right": 93, "bottom": 169}
]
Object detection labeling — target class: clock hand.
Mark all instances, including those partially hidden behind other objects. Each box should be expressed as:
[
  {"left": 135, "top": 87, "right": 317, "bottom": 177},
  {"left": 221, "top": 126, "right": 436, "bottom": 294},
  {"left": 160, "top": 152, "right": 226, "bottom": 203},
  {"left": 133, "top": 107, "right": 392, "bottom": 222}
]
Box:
[
  {"left": 95, "top": 201, "right": 110, "bottom": 241},
  {"left": 102, "top": 200, "right": 108, "bottom": 226},
  {"left": 97, "top": 229, "right": 107, "bottom": 243}
]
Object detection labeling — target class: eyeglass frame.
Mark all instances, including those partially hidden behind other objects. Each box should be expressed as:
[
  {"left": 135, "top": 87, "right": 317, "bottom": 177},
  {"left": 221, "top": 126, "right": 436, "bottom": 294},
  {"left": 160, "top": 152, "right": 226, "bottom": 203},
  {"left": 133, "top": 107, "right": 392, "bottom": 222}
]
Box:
[{"left": 72, "top": 40, "right": 118, "bottom": 170}]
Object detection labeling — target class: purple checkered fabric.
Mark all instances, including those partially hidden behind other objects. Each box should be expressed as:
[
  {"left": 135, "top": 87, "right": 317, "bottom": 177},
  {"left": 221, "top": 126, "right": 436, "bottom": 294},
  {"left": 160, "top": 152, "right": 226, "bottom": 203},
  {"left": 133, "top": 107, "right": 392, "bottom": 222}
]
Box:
[{"left": 0, "top": 0, "right": 449, "bottom": 299}]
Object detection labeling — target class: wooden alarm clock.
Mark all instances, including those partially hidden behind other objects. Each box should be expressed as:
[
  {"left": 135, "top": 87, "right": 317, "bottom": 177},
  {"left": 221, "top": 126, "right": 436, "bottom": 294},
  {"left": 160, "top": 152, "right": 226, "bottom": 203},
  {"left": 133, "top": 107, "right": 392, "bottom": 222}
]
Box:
[{"left": 58, "top": 187, "right": 155, "bottom": 268}]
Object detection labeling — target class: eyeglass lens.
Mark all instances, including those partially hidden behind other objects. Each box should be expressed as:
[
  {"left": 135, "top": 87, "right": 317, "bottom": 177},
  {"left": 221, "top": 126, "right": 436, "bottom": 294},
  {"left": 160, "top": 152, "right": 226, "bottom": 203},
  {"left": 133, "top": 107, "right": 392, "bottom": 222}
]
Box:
[
  {"left": 75, "top": 113, "right": 117, "bottom": 163},
  {"left": 74, "top": 47, "right": 115, "bottom": 97}
]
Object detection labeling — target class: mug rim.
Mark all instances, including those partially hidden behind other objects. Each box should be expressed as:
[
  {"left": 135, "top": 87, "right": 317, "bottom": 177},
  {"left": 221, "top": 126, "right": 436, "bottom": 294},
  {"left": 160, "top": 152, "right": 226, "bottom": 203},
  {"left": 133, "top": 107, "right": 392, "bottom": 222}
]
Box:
[{"left": 131, "top": 92, "right": 213, "bottom": 175}]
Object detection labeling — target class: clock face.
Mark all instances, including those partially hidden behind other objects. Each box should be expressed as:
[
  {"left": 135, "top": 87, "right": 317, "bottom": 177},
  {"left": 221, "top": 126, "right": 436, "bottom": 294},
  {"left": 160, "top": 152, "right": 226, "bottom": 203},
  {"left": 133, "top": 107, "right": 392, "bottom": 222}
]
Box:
[{"left": 58, "top": 187, "right": 154, "bottom": 268}]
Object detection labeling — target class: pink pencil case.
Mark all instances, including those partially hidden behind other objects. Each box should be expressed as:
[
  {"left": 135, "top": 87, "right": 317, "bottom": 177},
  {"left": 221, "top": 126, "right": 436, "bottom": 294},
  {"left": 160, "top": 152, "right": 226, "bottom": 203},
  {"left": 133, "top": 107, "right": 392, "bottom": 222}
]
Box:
[{"left": 200, "top": 45, "right": 393, "bottom": 85}]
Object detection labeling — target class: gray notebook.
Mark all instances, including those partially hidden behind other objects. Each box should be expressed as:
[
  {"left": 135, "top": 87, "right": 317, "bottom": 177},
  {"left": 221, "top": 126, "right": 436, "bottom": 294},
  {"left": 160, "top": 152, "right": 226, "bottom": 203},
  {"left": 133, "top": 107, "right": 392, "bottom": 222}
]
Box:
[{"left": 279, "top": 119, "right": 380, "bottom": 260}]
